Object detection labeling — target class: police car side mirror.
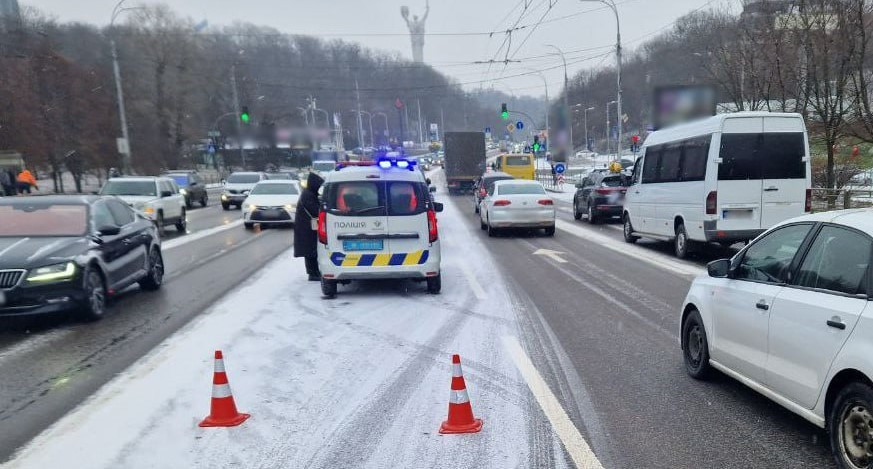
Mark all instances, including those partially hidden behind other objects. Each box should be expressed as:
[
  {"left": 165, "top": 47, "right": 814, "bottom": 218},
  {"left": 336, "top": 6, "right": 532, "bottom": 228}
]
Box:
[{"left": 433, "top": 202, "right": 444, "bottom": 213}]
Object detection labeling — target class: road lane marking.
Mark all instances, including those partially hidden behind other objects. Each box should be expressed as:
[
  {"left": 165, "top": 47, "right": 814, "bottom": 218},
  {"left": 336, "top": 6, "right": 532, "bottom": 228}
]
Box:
[
  {"left": 163, "top": 220, "right": 244, "bottom": 251},
  {"left": 555, "top": 219, "right": 704, "bottom": 277},
  {"left": 533, "top": 248, "right": 568, "bottom": 263},
  {"left": 0, "top": 330, "right": 73, "bottom": 366},
  {"left": 502, "top": 336, "right": 605, "bottom": 469},
  {"left": 458, "top": 257, "right": 487, "bottom": 301}
]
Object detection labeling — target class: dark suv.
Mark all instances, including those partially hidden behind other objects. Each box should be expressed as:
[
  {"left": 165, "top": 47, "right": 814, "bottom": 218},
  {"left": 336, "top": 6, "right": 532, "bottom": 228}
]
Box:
[
  {"left": 573, "top": 171, "right": 628, "bottom": 223},
  {"left": 163, "top": 171, "right": 208, "bottom": 208}
]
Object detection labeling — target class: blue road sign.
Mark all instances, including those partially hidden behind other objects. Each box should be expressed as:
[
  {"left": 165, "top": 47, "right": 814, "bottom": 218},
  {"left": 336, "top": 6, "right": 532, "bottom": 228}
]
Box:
[
  {"left": 207, "top": 144, "right": 216, "bottom": 154},
  {"left": 516, "top": 121, "right": 524, "bottom": 130},
  {"left": 554, "top": 163, "right": 566, "bottom": 174},
  {"left": 523, "top": 145, "right": 531, "bottom": 153},
  {"left": 485, "top": 126, "right": 491, "bottom": 133}
]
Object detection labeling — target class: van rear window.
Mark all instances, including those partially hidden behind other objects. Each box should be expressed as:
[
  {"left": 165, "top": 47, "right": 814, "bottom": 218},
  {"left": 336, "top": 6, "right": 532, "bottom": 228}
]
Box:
[
  {"left": 719, "top": 133, "right": 806, "bottom": 180},
  {"left": 505, "top": 155, "right": 531, "bottom": 166},
  {"left": 325, "top": 181, "right": 428, "bottom": 216}
]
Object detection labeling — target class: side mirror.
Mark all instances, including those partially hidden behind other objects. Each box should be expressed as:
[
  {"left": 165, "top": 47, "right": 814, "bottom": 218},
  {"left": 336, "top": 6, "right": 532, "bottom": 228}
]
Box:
[
  {"left": 97, "top": 225, "right": 121, "bottom": 236},
  {"left": 707, "top": 259, "right": 731, "bottom": 278},
  {"left": 426, "top": 178, "right": 432, "bottom": 185},
  {"left": 220, "top": 179, "right": 227, "bottom": 185},
  {"left": 433, "top": 202, "right": 444, "bottom": 213},
  {"left": 189, "top": 181, "right": 198, "bottom": 186},
  {"left": 429, "top": 186, "right": 437, "bottom": 193},
  {"left": 160, "top": 190, "right": 173, "bottom": 198}
]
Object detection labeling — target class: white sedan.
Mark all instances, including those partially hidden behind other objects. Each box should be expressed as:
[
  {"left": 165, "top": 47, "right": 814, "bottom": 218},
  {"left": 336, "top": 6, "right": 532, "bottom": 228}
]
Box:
[
  {"left": 680, "top": 208, "right": 873, "bottom": 468},
  {"left": 242, "top": 180, "right": 301, "bottom": 229},
  {"left": 479, "top": 180, "right": 555, "bottom": 237}
]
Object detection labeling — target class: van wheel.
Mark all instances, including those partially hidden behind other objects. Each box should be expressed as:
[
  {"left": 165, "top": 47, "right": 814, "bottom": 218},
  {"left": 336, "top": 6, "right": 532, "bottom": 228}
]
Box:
[
  {"left": 321, "top": 277, "right": 337, "bottom": 299},
  {"left": 682, "top": 309, "right": 712, "bottom": 379},
  {"left": 426, "top": 274, "right": 441, "bottom": 294},
  {"left": 623, "top": 215, "right": 639, "bottom": 244},
  {"left": 829, "top": 382, "right": 873, "bottom": 469},
  {"left": 675, "top": 223, "right": 690, "bottom": 259}
]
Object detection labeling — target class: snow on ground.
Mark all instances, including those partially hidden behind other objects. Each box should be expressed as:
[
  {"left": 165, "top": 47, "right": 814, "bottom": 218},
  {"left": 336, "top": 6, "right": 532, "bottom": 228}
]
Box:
[{"left": 3, "top": 174, "right": 570, "bottom": 469}]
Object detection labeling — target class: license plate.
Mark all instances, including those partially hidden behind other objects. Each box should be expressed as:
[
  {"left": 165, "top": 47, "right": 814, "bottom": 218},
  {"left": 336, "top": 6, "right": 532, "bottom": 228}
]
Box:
[
  {"left": 343, "top": 240, "right": 383, "bottom": 251},
  {"left": 261, "top": 209, "right": 281, "bottom": 219}
]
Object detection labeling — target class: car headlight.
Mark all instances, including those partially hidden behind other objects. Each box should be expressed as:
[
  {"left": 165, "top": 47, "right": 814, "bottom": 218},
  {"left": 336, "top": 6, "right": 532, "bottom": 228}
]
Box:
[
  {"left": 242, "top": 190, "right": 250, "bottom": 196},
  {"left": 143, "top": 207, "right": 155, "bottom": 215},
  {"left": 179, "top": 188, "right": 188, "bottom": 195},
  {"left": 221, "top": 193, "right": 228, "bottom": 200},
  {"left": 245, "top": 204, "right": 255, "bottom": 211},
  {"left": 284, "top": 204, "right": 295, "bottom": 212},
  {"left": 27, "top": 262, "right": 77, "bottom": 283}
]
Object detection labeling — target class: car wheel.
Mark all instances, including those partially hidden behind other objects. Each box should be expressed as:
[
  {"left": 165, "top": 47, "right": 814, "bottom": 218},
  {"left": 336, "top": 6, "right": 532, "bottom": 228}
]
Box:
[
  {"left": 221, "top": 203, "right": 230, "bottom": 211},
  {"left": 139, "top": 248, "right": 164, "bottom": 291},
  {"left": 426, "top": 274, "right": 441, "bottom": 294},
  {"left": 480, "top": 217, "right": 487, "bottom": 231},
  {"left": 623, "top": 214, "right": 639, "bottom": 244},
  {"left": 474, "top": 202, "right": 479, "bottom": 214},
  {"left": 675, "top": 223, "right": 690, "bottom": 259},
  {"left": 185, "top": 198, "right": 193, "bottom": 209},
  {"left": 321, "top": 277, "right": 337, "bottom": 299},
  {"left": 544, "top": 226, "right": 555, "bottom": 237},
  {"left": 155, "top": 212, "right": 165, "bottom": 236},
  {"left": 175, "top": 208, "right": 187, "bottom": 232},
  {"left": 573, "top": 201, "right": 582, "bottom": 220},
  {"left": 587, "top": 202, "right": 598, "bottom": 224},
  {"left": 80, "top": 267, "right": 107, "bottom": 322},
  {"left": 244, "top": 222, "right": 254, "bottom": 230},
  {"left": 487, "top": 217, "right": 497, "bottom": 237},
  {"left": 830, "top": 382, "right": 873, "bottom": 469},
  {"left": 681, "top": 309, "right": 712, "bottom": 379},
  {"left": 200, "top": 194, "right": 208, "bottom": 207}
]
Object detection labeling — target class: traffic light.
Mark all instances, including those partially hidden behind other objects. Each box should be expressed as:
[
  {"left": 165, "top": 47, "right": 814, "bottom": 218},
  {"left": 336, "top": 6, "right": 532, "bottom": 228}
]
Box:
[
  {"left": 532, "top": 135, "right": 540, "bottom": 152},
  {"left": 631, "top": 135, "right": 640, "bottom": 152},
  {"left": 501, "top": 103, "right": 509, "bottom": 120},
  {"left": 240, "top": 106, "right": 251, "bottom": 124}
]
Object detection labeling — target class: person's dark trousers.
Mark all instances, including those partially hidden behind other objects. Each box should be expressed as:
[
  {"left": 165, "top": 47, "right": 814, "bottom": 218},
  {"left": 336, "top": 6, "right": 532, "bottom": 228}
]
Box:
[
  {"left": 17, "top": 182, "right": 30, "bottom": 194},
  {"left": 305, "top": 256, "right": 320, "bottom": 277}
]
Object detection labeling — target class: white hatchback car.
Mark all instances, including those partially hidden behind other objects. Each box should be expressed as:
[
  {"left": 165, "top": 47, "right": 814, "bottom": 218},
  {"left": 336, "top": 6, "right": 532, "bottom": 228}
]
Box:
[
  {"left": 680, "top": 208, "right": 873, "bottom": 468},
  {"left": 242, "top": 180, "right": 301, "bottom": 229},
  {"left": 316, "top": 159, "right": 443, "bottom": 298},
  {"left": 479, "top": 180, "right": 555, "bottom": 237}
]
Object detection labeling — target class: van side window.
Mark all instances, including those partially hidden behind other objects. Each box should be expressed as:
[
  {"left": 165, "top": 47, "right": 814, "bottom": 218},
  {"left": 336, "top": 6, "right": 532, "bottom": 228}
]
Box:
[
  {"left": 657, "top": 143, "right": 682, "bottom": 183},
  {"left": 642, "top": 146, "right": 661, "bottom": 183},
  {"left": 680, "top": 136, "right": 710, "bottom": 181}
]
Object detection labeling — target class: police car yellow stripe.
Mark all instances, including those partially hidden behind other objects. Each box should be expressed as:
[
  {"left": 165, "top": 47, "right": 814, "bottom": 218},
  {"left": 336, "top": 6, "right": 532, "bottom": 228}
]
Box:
[{"left": 330, "top": 250, "right": 428, "bottom": 267}]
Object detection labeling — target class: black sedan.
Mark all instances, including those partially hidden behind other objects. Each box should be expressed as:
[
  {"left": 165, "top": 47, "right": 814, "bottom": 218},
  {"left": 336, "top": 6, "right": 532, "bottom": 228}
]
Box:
[
  {"left": 0, "top": 196, "right": 163, "bottom": 321},
  {"left": 473, "top": 171, "right": 514, "bottom": 214},
  {"left": 573, "top": 172, "right": 629, "bottom": 223}
]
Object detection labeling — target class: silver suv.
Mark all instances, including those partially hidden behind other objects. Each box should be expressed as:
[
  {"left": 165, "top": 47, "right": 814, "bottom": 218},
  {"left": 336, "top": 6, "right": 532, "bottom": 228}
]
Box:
[
  {"left": 221, "top": 172, "right": 266, "bottom": 210},
  {"left": 99, "top": 176, "right": 187, "bottom": 234}
]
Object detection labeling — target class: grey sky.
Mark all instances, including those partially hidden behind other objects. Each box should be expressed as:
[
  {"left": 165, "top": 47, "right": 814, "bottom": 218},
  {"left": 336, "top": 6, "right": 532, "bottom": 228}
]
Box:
[{"left": 22, "top": 0, "right": 739, "bottom": 97}]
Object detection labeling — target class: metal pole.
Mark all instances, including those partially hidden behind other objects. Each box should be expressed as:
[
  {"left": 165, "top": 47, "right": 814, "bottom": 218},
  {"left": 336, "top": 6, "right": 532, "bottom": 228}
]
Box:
[
  {"left": 403, "top": 105, "right": 410, "bottom": 143},
  {"left": 546, "top": 44, "right": 571, "bottom": 152},
  {"left": 110, "top": 38, "right": 131, "bottom": 174},
  {"left": 375, "top": 112, "right": 389, "bottom": 145},
  {"left": 360, "top": 111, "right": 374, "bottom": 147},
  {"left": 416, "top": 99, "right": 424, "bottom": 145},
  {"left": 440, "top": 107, "right": 445, "bottom": 140},
  {"left": 296, "top": 107, "right": 309, "bottom": 127},
  {"left": 584, "top": 106, "right": 595, "bottom": 153},
  {"left": 354, "top": 78, "right": 364, "bottom": 148},
  {"left": 230, "top": 64, "right": 246, "bottom": 169}
]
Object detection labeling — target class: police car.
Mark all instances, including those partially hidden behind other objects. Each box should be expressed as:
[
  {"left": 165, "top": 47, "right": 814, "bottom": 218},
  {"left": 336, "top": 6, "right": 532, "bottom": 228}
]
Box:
[{"left": 316, "top": 158, "right": 443, "bottom": 298}]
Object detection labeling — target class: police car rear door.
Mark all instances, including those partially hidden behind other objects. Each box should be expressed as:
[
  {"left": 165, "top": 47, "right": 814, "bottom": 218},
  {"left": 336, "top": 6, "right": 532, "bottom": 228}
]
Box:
[
  {"left": 385, "top": 178, "right": 430, "bottom": 261},
  {"left": 325, "top": 178, "right": 390, "bottom": 258}
]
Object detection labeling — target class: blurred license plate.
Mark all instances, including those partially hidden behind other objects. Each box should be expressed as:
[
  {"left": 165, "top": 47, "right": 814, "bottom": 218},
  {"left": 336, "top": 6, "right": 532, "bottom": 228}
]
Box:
[
  {"left": 261, "top": 209, "right": 281, "bottom": 218},
  {"left": 343, "top": 240, "right": 383, "bottom": 251}
]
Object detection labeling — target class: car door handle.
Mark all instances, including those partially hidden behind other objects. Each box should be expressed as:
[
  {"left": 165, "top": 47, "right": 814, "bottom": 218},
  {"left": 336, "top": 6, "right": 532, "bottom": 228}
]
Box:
[
  {"left": 755, "top": 300, "right": 769, "bottom": 311},
  {"left": 827, "top": 319, "right": 847, "bottom": 330},
  {"left": 764, "top": 186, "right": 779, "bottom": 192},
  {"left": 634, "top": 191, "right": 640, "bottom": 194}
]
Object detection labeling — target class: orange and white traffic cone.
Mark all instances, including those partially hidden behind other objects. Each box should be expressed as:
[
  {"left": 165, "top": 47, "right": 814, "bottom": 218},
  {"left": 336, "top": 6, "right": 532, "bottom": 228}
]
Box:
[
  {"left": 439, "top": 354, "right": 483, "bottom": 434},
  {"left": 199, "top": 350, "right": 250, "bottom": 427}
]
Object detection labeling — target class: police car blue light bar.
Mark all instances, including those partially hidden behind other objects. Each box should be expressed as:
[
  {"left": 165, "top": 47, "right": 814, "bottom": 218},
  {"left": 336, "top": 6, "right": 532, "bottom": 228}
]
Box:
[{"left": 375, "top": 157, "right": 417, "bottom": 171}]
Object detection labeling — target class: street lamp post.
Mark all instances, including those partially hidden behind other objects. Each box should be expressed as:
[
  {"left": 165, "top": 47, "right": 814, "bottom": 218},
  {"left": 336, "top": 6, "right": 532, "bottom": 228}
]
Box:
[
  {"left": 545, "top": 44, "right": 572, "bottom": 153},
  {"left": 581, "top": 0, "right": 622, "bottom": 157},
  {"left": 606, "top": 100, "right": 616, "bottom": 157},
  {"left": 584, "top": 106, "right": 595, "bottom": 153},
  {"left": 519, "top": 67, "right": 549, "bottom": 150},
  {"left": 375, "top": 112, "right": 390, "bottom": 144},
  {"left": 110, "top": 0, "right": 141, "bottom": 174},
  {"left": 360, "top": 111, "right": 374, "bottom": 147}
]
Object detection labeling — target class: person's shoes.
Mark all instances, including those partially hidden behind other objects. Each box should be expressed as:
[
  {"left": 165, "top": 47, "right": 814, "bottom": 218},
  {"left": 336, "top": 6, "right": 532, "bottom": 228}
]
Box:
[{"left": 308, "top": 275, "right": 321, "bottom": 282}]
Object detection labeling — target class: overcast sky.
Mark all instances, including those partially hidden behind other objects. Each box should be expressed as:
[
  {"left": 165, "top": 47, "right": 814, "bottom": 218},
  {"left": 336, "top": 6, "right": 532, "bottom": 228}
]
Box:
[{"left": 22, "top": 0, "right": 740, "bottom": 97}]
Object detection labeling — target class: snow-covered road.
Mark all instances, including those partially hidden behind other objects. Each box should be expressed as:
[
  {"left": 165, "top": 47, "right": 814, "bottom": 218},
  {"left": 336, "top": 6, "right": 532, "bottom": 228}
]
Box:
[{"left": 3, "top": 176, "right": 581, "bottom": 469}]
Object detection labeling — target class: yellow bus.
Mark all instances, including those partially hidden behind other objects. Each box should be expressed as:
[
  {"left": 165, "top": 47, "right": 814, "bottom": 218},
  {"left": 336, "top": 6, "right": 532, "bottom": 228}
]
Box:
[{"left": 495, "top": 153, "right": 535, "bottom": 180}]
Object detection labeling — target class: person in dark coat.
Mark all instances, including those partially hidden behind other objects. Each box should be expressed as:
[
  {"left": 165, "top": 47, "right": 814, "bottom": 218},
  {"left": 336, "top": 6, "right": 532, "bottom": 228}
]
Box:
[{"left": 294, "top": 172, "right": 325, "bottom": 281}]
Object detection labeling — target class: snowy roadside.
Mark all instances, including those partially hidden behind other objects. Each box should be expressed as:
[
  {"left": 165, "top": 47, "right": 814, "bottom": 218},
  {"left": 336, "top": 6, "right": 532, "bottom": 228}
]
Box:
[{"left": 3, "top": 178, "right": 571, "bottom": 469}]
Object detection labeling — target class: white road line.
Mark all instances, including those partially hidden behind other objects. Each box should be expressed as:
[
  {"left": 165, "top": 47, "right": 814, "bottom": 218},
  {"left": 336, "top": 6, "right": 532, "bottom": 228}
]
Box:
[
  {"left": 162, "top": 220, "right": 243, "bottom": 251},
  {"left": 555, "top": 219, "right": 704, "bottom": 277},
  {"left": 502, "top": 336, "right": 604, "bottom": 469},
  {"left": 459, "top": 257, "right": 487, "bottom": 301}
]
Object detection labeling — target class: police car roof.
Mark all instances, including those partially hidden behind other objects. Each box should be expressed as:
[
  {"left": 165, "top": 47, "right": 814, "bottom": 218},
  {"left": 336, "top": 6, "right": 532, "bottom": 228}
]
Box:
[{"left": 325, "top": 164, "right": 425, "bottom": 183}]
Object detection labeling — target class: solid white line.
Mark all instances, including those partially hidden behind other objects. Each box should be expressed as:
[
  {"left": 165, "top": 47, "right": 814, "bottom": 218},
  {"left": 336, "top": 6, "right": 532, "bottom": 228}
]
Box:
[
  {"left": 502, "top": 336, "right": 604, "bottom": 469},
  {"left": 162, "top": 220, "right": 244, "bottom": 251},
  {"left": 555, "top": 219, "right": 704, "bottom": 277},
  {"left": 458, "top": 259, "right": 487, "bottom": 301}
]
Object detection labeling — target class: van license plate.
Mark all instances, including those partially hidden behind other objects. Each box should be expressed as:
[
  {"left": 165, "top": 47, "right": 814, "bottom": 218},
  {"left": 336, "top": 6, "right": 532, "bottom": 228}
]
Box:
[{"left": 343, "top": 240, "right": 383, "bottom": 251}]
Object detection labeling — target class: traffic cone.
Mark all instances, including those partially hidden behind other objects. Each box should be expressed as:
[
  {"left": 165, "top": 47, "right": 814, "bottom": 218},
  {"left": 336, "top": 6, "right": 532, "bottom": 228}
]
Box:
[
  {"left": 439, "top": 354, "right": 483, "bottom": 434},
  {"left": 199, "top": 350, "right": 250, "bottom": 427}
]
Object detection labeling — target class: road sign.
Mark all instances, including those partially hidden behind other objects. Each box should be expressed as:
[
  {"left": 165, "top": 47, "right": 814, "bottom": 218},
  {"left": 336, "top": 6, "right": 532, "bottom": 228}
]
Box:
[
  {"left": 523, "top": 145, "right": 531, "bottom": 153},
  {"left": 207, "top": 144, "right": 216, "bottom": 154},
  {"left": 516, "top": 121, "right": 524, "bottom": 130},
  {"left": 207, "top": 130, "right": 221, "bottom": 138},
  {"left": 554, "top": 163, "right": 565, "bottom": 174},
  {"left": 116, "top": 137, "right": 129, "bottom": 155},
  {"left": 506, "top": 123, "right": 515, "bottom": 133},
  {"left": 485, "top": 126, "right": 491, "bottom": 133}
]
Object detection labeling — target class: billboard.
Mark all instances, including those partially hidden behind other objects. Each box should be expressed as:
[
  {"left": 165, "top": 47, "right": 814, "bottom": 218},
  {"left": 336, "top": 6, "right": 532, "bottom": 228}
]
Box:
[{"left": 652, "top": 85, "right": 716, "bottom": 131}]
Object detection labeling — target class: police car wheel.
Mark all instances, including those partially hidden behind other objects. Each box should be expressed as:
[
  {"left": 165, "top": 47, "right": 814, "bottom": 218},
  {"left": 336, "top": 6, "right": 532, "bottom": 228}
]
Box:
[
  {"left": 321, "top": 278, "right": 337, "bottom": 298},
  {"left": 426, "top": 274, "right": 441, "bottom": 294}
]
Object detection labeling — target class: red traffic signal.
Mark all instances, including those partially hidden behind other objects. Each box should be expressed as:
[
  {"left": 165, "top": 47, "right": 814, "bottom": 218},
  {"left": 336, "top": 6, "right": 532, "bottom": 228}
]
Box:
[{"left": 631, "top": 135, "right": 640, "bottom": 144}]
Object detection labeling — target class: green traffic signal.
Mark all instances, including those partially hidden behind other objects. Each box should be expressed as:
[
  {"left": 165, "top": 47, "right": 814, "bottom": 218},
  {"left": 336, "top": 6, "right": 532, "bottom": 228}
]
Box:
[
  {"left": 500, "top": 103, "right": 508, "bottom": 120},
  {"left": 532, "top": 143, "right": 540, "bottom": 152},
  {"left": 240, "top": 106, "right": 251, "bottom": 123},
  {"left": 501, "top": 111, "right": 509, "bottom": 120}
]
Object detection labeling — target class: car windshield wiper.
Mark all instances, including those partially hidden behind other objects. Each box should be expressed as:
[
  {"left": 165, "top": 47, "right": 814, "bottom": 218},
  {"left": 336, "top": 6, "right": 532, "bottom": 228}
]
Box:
[{"left": 349, "top": 206, "right": 385, "bottom": 215}]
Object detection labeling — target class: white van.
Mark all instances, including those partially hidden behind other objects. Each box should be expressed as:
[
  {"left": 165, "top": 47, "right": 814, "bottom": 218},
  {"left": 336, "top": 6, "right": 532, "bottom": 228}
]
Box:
[{"left": 622, "top": 112, "right": 811, "bottom": 258}]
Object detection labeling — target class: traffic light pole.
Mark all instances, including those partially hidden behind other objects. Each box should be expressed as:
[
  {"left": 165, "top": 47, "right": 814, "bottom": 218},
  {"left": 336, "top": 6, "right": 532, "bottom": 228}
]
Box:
[
  {"left": 230, "top": 64, "right": 246, "bottom": 169},
  {"left": 110, "top": 38, "right": 131, "bottom": 174}
]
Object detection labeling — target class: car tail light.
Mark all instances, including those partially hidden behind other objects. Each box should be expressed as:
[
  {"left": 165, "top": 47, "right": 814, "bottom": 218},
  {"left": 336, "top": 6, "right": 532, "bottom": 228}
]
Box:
[
  {"left": 479, "top": 187, "right": 486, "bottom": 198},
  {"left": 706, "top": 191, "right": 718, "bottom": 215},
  {"left": 317, "top": 211, "right": 327, "bottom": 244},
  {"left": 537, "top": 199, "right": 553, "bottom": 205},
  {"left": 493, "top": 199, "right": 512, "bottom": 206},
  {"left": 805, "top": 188, "right": 812, "bottom": 212},
  {"left": 595, "top": 188, "right": 612, "bottom": 195},
  {"left": 427, "top": 209, "right": 439, "bottom": 243}
]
